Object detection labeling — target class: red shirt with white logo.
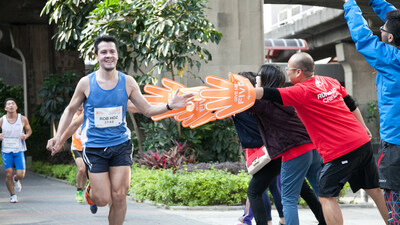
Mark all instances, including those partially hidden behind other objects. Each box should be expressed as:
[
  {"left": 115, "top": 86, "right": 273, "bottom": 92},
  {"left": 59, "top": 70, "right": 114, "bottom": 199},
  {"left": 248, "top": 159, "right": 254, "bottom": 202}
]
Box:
[{"left": 278, "top": 75, "right": 370, "bottom": 163}]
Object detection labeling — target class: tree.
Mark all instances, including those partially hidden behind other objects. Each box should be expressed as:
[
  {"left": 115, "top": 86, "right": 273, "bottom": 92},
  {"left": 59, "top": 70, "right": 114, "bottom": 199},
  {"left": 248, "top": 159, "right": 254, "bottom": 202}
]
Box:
[
  {"left": 38, "top": 73, "right": 77, "bottom": 135},
  {"left": 41, "top": 0, "right": 223, "bottom": 152},
  {"left": 41, "top": 0, "right": 222, "bottom": 77}
]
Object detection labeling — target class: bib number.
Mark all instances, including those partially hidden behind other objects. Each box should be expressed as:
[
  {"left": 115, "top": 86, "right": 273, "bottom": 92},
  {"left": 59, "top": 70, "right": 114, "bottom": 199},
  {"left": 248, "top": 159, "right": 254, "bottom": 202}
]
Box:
[
  {"left": 3, "top": 138, "right": 20, "bottom": 149},
  {"left": 94, "top": 106, "right": 123, "bottom": 128}
]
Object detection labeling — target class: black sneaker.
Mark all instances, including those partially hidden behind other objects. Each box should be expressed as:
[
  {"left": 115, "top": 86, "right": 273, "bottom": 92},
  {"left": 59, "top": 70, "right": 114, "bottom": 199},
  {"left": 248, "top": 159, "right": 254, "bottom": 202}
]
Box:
[{"left": 90, "top": 204, "right": 98, "bottom": 214}]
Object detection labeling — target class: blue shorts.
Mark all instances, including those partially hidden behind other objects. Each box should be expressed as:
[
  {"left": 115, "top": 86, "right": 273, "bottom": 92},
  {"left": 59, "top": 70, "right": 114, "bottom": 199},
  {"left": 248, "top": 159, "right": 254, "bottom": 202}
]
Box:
[
  {"left": 2, "top": 151, "right": 26, "bottom": 170},
  {"left": 83, "top": 140, "right": 133, "bottom": 173}
]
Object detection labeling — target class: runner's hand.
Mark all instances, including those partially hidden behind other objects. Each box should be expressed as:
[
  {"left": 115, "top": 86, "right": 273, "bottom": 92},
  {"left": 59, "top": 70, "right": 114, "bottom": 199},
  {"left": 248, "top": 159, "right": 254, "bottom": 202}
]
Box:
[
  {"left": 200, "top": 73, "right": 256, "bottom": 119},
  {"left": 46, "top": 137, "right": 63, "bottom": 156},
  {"left": 20, "top": 133, "right": 28, "bottom": 141},
  {"left": 143, "top": 79, "right": 197, "bottom": 120}
]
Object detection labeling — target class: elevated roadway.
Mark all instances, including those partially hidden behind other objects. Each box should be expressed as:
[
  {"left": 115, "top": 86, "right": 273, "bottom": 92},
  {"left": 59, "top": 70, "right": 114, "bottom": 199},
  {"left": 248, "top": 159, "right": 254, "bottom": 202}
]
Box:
[{"left": 263, "top": 0, "right": 400, "bottom": 61}]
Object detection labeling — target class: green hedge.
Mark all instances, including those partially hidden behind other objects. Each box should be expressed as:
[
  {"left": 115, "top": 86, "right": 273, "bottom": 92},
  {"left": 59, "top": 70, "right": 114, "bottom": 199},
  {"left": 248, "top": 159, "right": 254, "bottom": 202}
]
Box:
[
  {"left": 31, "top": 161, "right": 77, "bottom": 185},
  {"left": 31, "top": 162, "right": 351, "bottom": 207},
  {"left": 130, "top": 165, "right": 250, "bottom": 206}
]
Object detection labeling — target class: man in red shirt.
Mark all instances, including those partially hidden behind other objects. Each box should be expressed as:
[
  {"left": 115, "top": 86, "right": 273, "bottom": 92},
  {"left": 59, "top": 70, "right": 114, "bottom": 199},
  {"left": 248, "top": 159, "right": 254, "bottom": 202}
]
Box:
[{"left": 255, "top": 52, "right": 388, "bottom": 225}]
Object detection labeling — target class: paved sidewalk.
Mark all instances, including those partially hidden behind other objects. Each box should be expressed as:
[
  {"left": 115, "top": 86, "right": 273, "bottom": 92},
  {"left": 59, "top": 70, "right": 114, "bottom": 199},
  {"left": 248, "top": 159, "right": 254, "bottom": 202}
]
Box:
[{"left": 0, "top": 166, "right": 386, "bottom": 225}]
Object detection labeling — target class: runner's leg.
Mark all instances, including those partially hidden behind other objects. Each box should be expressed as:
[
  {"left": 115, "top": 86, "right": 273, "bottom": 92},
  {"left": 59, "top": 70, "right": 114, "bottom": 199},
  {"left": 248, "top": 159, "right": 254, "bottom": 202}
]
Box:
[
  {"left": 108, "top": 166, "right": 131, "bottom": 225},
  {"left": 88, "top": 171, "right": 111, "bottom": 206},
  {"left": 365, "top": 188, "right": 388, "bottom": 224}
]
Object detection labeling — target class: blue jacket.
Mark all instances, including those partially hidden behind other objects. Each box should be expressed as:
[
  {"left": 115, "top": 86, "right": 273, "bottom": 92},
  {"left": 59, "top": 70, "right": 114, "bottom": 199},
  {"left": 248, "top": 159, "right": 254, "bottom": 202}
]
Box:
[{"left": 344, "top": 0, "right": 400, "bottom": 145}]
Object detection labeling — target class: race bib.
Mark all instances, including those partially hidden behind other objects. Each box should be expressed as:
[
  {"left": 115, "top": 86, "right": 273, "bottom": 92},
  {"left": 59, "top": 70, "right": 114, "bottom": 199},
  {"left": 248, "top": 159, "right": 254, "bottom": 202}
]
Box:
[
  {"left": 3, "top": 137, "right": 20, "bottom": 149},
  {"left": 94, "top": 106, "right": 123, "bottom": 128}
]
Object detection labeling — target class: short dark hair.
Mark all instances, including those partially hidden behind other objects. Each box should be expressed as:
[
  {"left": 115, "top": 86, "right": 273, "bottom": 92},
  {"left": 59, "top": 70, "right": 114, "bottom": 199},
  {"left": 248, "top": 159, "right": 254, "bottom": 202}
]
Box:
[
  {"left": 4, "top": 98, "right": 17, "bottom": 107},
  {"left": 257, "top": 64, "right": 286, "bottom": 88},
  {"left": 386, "top": 10, "right": 400, "bottom": 46},
  {"left": 238, "top": 72, "right": 257, "bottom": 87},
  {"left": 94, "top": 35, "right": 119, "bottom": 55}
]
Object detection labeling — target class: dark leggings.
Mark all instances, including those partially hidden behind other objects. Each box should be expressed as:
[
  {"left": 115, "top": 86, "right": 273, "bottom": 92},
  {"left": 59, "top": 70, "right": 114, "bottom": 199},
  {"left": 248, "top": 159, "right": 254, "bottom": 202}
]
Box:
[
  {"left": 247, "top": 158, "right": 282, "bottom": 225},
  {"left": 300, "top": 180, "right": 326, "bottom": 225},
  {"left": 264, "top": 176, "right": 284, "bottom": 220}
]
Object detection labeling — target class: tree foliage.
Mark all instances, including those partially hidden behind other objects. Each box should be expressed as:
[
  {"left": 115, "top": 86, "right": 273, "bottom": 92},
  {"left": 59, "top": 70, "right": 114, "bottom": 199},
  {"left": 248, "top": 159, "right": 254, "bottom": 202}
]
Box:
[
  {"left": 38, "top": 73, "right": 77, "bottom": 123},
  {"left": 41, "top": 0, "right": 222, "bottom": 77},
  {"left": 0, "top": 79, "right": 24, "bottom": 117}
]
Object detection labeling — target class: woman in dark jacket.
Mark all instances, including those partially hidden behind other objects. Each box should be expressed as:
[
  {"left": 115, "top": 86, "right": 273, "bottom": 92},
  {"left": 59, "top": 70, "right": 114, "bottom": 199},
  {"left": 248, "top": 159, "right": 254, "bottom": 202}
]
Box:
[{"left": 244, "top": 65, "right": 324, "bottom": 225}]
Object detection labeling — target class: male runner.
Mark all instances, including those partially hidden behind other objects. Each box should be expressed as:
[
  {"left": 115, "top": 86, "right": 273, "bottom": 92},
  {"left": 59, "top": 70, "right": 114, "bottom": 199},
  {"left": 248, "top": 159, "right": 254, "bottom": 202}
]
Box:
[
  {"left": 0, "top": 98, "right": 32, "bottom": 203},
  {"left": 47, "top": 35, "right": 193, "bottom": 225}
]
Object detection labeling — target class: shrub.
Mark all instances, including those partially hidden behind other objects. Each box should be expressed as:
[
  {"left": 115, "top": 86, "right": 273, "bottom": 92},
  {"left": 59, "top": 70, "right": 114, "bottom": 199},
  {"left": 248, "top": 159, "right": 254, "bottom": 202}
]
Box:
[
  {"left": 31, "top": 161, "right": 77, "bottom": 186},
  {"left": 130, "top": 165, "right": 250, "bottom": 206},
  {"left": 136, "top": 140, "right": 197, "bottom": 172},
  {"left": 183, "top": 162, "right": 246, "bottom": 175},
  {"left": 134, "top": 118, "right": 241, "bottom": 163}
]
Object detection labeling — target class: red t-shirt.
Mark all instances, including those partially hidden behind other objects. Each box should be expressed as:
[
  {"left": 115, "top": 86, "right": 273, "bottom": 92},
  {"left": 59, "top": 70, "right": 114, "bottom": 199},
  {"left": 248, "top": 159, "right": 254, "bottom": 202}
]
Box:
[
  {"left": 281, "top": 143, "right": 315, "bottom": 162},
  {"left": 278, "top": 75, "right": 370, "bottom": 163}
]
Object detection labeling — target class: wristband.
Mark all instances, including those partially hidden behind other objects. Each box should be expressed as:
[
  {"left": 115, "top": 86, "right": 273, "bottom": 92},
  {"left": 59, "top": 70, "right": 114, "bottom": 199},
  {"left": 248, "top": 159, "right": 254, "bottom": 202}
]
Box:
[{"left": 166, "top": 103, "right": 172, "bottom": 110}]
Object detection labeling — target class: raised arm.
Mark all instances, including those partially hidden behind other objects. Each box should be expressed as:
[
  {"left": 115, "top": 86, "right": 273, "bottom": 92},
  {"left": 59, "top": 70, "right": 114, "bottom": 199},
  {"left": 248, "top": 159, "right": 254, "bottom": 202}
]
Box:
[
  {"left": 126, "top": 76, "right": 194, "bottom": 117},
  {"left": 343, "top": 0, "right": 396, "bottom": 69},
  {"left": 369, "top": 0, "right": 396, "bottom": 22},
  {"left": 256, "top": 87, "right": 283, "bottom": 104}
]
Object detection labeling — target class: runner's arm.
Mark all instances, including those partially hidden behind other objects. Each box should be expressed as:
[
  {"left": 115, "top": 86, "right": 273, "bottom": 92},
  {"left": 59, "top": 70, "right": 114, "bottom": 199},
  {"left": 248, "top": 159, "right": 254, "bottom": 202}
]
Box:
[
  {"left": 127, "top": 100, "right": 139, "bottom": 113},
  {"left": 59, "top": 113, "right": 84, "bottom": 145},
  {"left": 126, "top": 76, "right": 194, "bottom": 117},
  {"left": 55, "top": 77, "right": 87, "bottom": 138},
  {"left": 0, "top": 117, "right": 3, "bottom": 140},
  {"left": 47, "top": 77, "right": 87, "bottom": 155},
  {"left": 21, "top": 116, "right": 32, "bottom": 140}
]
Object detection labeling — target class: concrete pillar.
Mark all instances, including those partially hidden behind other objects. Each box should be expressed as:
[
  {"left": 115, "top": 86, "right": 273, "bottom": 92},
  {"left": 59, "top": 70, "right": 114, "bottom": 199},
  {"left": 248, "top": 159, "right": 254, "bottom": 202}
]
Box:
[
  {"left": 183, "top": 0, "right": 265, "bottom": 86},
  {"left": 335, "top": 42, "right": 379, "bottom": 142}
]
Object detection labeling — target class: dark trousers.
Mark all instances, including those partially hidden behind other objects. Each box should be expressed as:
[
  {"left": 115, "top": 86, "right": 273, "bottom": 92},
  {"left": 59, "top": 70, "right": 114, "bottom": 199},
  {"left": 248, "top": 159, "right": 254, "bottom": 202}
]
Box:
[
  {"left": 247, "top": 158, "right": 281, "bottom": 225},
  {"left": 300, "top": 180, "right": 326, "bottom": 225}
]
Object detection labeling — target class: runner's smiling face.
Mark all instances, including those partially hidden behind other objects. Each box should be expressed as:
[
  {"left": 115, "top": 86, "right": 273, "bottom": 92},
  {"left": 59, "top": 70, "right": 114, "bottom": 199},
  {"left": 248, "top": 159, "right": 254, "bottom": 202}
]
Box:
[{"left": 95, "top": 41, "right": 118, "bottom": 71}]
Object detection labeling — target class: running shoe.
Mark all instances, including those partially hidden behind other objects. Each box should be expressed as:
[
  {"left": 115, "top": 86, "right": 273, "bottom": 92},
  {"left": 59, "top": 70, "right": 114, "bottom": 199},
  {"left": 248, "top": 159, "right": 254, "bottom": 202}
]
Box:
[
  {"left": 13, "top": 175, "right": 21, "bottom": 192},
  {"left": 90, "top": 204, "right": 98, "bottom": 214},
  {"left": 76, "top": 190, "right": 84, "bottom": 203},
  {"left": 10, "top": 194, "right": 18, "bottom": 203},
  {"left": 85, "top": 183, "right": 98, "bottom": 214}
]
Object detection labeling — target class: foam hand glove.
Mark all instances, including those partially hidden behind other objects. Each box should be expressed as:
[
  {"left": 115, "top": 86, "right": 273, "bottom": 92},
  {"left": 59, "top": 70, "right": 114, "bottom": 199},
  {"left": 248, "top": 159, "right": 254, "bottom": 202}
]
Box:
[
  {"left": 143, "top": 79, "right": 202, "bottom": 121},
  {"left": 199, "top": 73, "right": 256, "bottom": 119},
  {"left": 143, "top": 78, "right": 187, "bottom": 120},
  {"left": 174, "top": 93, "right": 216, "bottom": 129}
]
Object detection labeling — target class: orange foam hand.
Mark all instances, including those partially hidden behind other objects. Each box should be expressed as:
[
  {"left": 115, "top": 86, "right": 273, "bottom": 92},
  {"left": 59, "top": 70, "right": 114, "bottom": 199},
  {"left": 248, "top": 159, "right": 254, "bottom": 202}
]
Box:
[
  {"left": 199, "top": 73, "right": 256, "bottom": 119},
  {"left": 174, "top": 95, "right": 217, "bottom": 129},
  {"left": 143, "top": 79, "right": 202, "bottom": 121}
]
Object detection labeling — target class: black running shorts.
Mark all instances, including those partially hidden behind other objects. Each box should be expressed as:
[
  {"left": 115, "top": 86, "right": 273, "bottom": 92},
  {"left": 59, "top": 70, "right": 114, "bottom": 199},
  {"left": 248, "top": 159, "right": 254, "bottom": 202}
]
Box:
[
  {"left": 83, "top": 140, "right": 133, "bottom": 173},
  {"left": 318, "top": 141, "right": 379, "bottom": 197},
  {"left": 71, "top": 149, "right": 83, "bottom": 160}
]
